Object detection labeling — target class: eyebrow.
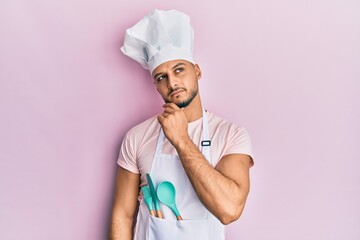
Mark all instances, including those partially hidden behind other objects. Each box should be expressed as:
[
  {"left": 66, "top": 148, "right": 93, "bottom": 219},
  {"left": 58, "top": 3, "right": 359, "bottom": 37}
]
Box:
[
  {"left": 153, "top": 62, "right": 186, "bottom": 79},
  {"left": 172, "top": 62, "right": 186, "bottom": 69}
]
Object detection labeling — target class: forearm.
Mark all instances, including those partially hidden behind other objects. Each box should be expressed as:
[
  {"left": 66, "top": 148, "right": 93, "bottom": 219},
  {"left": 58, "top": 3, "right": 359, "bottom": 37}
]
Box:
[
  {"left": 109, "top": 167, "right": 140, "bottom": 240},
  {"left": 109, "top": 210, "right": 133, "bottom": 240},
  {"left": 174, "top": 137, "right": 247, "bottom": 224}
]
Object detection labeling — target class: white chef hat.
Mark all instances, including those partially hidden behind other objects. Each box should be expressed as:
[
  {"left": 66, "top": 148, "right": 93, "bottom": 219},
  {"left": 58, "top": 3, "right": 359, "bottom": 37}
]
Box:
[{"left": 120, "top": 9, "right": 195, "bottom": 73}]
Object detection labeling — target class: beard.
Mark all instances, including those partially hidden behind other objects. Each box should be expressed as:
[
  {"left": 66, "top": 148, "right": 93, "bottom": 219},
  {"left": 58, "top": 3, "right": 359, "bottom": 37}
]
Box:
[{"left": 164, "top": 87, "right": 198, "bottom": 108}]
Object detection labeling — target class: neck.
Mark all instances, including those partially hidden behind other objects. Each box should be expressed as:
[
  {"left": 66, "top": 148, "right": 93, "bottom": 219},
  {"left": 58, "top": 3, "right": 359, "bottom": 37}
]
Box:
[{"left": 183, "top": 94, "right": 203, "bottom": 123}]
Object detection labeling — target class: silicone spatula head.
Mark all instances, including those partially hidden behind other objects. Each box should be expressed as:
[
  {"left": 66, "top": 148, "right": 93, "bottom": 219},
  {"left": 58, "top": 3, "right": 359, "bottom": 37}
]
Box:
[{"left": 157, "top": 181, "right": 181, "bottom": 218}]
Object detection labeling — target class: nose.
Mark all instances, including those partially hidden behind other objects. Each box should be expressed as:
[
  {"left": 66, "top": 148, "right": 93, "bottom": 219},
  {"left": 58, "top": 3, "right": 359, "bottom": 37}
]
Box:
[{"left": 167, "top": 74, "right": 178, "bottom": 89}]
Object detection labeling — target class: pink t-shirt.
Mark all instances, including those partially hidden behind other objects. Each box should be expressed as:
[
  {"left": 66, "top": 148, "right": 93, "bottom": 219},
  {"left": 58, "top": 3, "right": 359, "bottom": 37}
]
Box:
[{"left": 117, "top": 111, "right": 254, "bottom": 185}]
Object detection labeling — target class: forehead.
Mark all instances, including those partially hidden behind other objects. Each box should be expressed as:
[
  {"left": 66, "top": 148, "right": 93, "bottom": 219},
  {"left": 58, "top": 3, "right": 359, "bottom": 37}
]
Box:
[{"left": 152, "top": 60, "right": 192, "bottom": 77}]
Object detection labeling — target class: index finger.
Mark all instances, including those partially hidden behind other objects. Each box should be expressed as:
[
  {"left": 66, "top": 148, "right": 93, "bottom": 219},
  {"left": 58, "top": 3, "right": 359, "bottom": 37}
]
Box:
[{"left": 162, "top": 103, "right": 181, "bottom": 110}]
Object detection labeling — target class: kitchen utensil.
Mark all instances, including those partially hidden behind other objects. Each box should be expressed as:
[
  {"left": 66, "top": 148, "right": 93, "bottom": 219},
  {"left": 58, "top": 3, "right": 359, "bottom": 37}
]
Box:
[
  {"left": 157, "top": 181, "right": 183, "bottom": 220},
  {"left": 141, "top": 186, "right": 155, "bottom": 216},
  {"left": 146, "top": 173, "right": 163, "bottom": 218}
]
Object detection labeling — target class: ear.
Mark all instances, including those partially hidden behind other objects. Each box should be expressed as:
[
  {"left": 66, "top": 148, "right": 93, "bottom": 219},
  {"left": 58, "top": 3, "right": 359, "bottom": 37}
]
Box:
[{"left": 194, "top": 64, "right": 202, "bottom": 80}]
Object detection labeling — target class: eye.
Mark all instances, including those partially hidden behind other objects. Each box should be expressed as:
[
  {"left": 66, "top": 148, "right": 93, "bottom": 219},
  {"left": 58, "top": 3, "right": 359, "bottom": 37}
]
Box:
[
  {"left": 175, "top": 68, "right": 184, "bottom": 73},
  {"left": 157, "top": 75, "right": 166, "bottom": 82}
]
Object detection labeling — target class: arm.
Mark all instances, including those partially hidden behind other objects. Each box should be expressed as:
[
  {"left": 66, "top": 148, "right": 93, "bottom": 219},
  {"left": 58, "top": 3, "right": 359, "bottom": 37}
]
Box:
[
  {"left": 175, "top": 140, "right": 251, "bottom": 225},
  {"left": 158, "top": 104, "right": 252, "bottom": 224},
  {"left": 109, "top": 167, "right": 140, "bottom": 240}
]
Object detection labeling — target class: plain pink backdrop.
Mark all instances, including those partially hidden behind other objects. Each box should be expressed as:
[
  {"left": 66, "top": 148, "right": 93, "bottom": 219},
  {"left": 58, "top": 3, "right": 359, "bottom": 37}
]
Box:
[{"left": 1, "top": 0, "right": 359, "bottom": 239}]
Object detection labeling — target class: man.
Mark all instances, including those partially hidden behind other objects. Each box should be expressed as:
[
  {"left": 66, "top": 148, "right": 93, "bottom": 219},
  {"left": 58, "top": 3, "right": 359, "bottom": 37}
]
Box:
[{"left": 109, "top": 9, "right": 254, "bottom": 240}]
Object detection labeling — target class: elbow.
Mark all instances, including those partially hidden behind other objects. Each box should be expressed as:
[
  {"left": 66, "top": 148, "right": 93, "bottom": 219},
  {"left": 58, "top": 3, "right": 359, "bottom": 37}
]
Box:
[
  {"left": 217, "top": 202, "right": 245, "bottom": 225},
  {"left": 218, "top": 215, "right": 238, "bottom": 225},
  {"left": 215, "top": 184, "right": 250, "bottom": 225}
]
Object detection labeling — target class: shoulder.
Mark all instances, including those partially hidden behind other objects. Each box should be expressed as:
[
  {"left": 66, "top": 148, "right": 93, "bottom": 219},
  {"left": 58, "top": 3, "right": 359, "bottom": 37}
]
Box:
[
  {"left": 125, "top": 115, "right": 160, "bottom": 140},
  {"left": 206, "top": 110, "right": 251, "bottom": 144},
  {"left": 206, "top": 110, "right": 253, "bottom": 166},
  {"left": 207, "top": 111, "right": 245, "bottom": 132}
]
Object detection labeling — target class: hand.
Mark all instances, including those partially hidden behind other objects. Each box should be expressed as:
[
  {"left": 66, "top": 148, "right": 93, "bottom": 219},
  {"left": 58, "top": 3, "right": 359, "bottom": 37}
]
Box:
[{"left": 157, "top": 103, "right": 189, "bottom": 147}]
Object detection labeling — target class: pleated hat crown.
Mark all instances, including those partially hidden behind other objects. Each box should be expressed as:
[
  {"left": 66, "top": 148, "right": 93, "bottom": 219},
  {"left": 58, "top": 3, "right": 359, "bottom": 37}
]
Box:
[{"left": 121, "top": 9, "right": 194, "bottom": 73}]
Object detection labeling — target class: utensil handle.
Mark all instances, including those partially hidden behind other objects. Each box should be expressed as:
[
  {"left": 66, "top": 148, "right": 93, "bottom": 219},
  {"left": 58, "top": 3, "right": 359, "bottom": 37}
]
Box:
[
  {"left": 156, "top": 210, "right": 163, "bottom": 219},
  {"left": 176, "top": 215, "right": 183, "bottom": 220}
]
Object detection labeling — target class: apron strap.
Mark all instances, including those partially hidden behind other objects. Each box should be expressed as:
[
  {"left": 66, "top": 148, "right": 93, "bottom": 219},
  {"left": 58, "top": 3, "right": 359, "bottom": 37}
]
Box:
[
  {"left": 200, "top": 109, "right": 211, "bottom": 161},
  {"left": 154, "top": 128, "right": 165, "bottom": 160}
]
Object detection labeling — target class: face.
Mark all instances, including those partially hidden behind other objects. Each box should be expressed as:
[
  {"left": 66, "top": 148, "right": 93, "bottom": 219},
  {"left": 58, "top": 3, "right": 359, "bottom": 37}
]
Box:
[{"left": 152, "top": 60, "right": 202, "bottom": 108}]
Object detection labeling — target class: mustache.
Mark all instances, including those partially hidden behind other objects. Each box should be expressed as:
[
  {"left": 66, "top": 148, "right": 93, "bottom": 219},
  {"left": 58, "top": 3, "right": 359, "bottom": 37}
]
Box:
[{"left": 168, "top": 87, "right": 186, "bottom": 96}]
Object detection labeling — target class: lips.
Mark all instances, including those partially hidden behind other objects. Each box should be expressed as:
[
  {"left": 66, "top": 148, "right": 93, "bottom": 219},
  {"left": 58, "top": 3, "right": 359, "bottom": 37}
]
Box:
[{"left": 169, "top": 89, "right": 185, "bottom": 97}]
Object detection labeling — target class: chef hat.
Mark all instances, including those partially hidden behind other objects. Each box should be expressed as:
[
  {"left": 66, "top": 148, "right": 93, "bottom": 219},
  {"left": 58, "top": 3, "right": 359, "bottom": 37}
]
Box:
[{"left": 121, "top": 9, "right": 195, "bottom": 73}]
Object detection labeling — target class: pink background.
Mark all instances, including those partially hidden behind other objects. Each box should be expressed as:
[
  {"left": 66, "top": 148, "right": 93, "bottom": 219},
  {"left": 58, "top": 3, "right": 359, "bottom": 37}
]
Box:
[{"left": 1, "top": 0, "right": 359, "bottom": 239}]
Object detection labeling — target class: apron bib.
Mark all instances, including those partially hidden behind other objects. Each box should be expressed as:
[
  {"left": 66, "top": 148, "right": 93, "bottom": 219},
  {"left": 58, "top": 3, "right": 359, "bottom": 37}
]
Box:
[{"left": 134, "top": 110, "right": 225, "bottom": 240}]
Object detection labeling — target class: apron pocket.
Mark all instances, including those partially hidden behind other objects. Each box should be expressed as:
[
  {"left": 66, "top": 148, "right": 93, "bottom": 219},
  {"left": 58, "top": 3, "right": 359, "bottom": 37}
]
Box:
[{"left": 148, "top": 215, "right": 210, "bottom": 240}]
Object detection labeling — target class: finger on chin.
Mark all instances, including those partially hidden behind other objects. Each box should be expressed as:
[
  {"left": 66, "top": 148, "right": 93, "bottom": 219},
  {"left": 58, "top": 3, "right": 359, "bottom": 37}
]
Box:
[
  {"left": 164, "top": 107, "right": 176, "bottom": 114},
  {"left": 163, "top": 102, "right": 180, "bottom": 110}
]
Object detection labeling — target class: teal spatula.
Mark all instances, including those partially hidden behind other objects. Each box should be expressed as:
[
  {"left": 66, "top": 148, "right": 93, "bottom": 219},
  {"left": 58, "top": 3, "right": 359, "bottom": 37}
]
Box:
[
  {"left": 157, "top": 181, "right": 183, "bottom": 220},
  {"left": 141, "top": 186, "right": 155, "bottom": 217}
]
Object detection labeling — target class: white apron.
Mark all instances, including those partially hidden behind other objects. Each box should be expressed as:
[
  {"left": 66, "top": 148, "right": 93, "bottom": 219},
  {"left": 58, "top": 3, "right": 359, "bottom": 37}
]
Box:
[{"left": 134, "top": 110, "right": 225, "bottom": 240}]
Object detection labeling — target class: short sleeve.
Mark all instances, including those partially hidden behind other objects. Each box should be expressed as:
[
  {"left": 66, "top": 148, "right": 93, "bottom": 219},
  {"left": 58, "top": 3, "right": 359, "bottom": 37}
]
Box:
[
  {"left": 224, "top": 127, "right": 254, "bottom": 167},
  {"left": 117, "top": 131, "right": 140, "bottom": 173}
]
